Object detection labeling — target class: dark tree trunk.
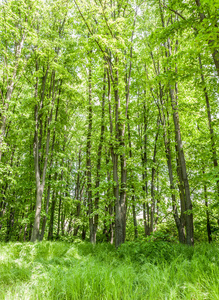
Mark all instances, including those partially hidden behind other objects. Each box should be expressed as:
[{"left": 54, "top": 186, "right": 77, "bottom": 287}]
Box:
[
  {"left": 48, "top": 190, "right": 56, "bottom": 241},
  {"left": 39, "top": 182, "right": 51, "bottom": 241},
  {"left": 39, "top": 88, "right": 60, "bottom": 241},
  {"left": 107, "top": 64, "right": 126, "bottom": 247},
  {"left": 204, "top": 183, "right": 212, "bottom": 243},
  {"left": 56, "top": 193, "right": 62, "bottom": 239},
  {"left": 127, "top": 106, "right": 138, "bottom": 239},
  {"left": 5, "top": 207, "right": 14, "bottom": 242},
  {"left": 150, "top": 117, "right": 160, "bottom": 233},
  {"left": 141, "top": 103, "right": 150, "bottom": 236},
  {"left": 72, "top": 149, "right": 83, "bottom": 236},
  {"left": 82, "top": 226, "right": 86, "bottom": 240},
  {"left": 89, "top": 67, "right": 106, "bottom": 243},
  {"left": 114, "top": 79, "right": 127, "bottom": 247},
  {"left": 170, "top": 86, "right": 194, "bottom": 245},
  {"left": 132, "top": 200, "right": 138, "bottom": 239},
  {"left": 86, "top": 63, "right": 95, "bottom": 244},
  {"left": 156, "top": 85, "right": 186, "bottom": 244}
]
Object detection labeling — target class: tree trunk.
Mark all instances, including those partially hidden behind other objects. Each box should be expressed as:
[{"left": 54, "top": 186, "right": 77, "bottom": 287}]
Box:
[
  {"left": 155, "top": 81, "right": 186, "bottom": 243},
  {"left": 149, "top": 41, "right": 186, "bottom": 243},
  {"left": 39, "top": 183, "right": 51, "bottom": 241},
  {"left": 48, "top": 190, "right": 56, "bottom": 241},
  {"left": 5, "top": 207, "right": 14, "bottom": 242},
  {"left": 31, "top": 63, "right": 51, "bottom": 242},
  {"left": 31, "top": 183, "right": 43, "bottom": 242},
  {"left": 39, "top": 84, "right": 60, "bottom": 241},
  {"left": 199, "top": 55, "right": 219, "bottom": 197},
  {"left": 204, "top": 183, "right": 212, "bottom": 243},
  {"left": 150, "top": 117, "right": 160, "bottom": 233},
  {"left": 86, "top": 63, "right": 95, "bottom": 243},
  {"left": 141, "top": 103, "right": 150, "bottom": 236},
  {"left": 82, "top": 226, "right": 86, "bottom": 240},
  {"left": 107, "top": 64, "right": 125, "bottom": 247},
  {"left": 56, "top": 194, "right": 62, "bottom": 239},
  {"left": 170, "top": 86, "right": 194, "bottom": 245},
  {"left": 113, "top": 62, "right": 126, "bottom": 247},
  {"left": 89, "top": 67, "right": 106, "bottom": 243},
  {"left": 127, "top": 105, "right": 138, "bottom": 239},
  {"left": 132, "top": 200, "right": 138, "bottom": 239}
]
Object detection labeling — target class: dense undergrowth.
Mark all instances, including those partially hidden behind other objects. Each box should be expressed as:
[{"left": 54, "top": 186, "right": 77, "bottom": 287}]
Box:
[{"left": 0, "top": 240, "right": 219, "bottom": 299}]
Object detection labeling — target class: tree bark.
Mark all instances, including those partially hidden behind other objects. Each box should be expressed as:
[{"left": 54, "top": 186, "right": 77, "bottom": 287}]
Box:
[
  {"left": 170, "top": 86, "right": 194, "bottom": 245},
  {"left": 127, "top": 111, "right": 138, "bottom": 239},
  {"left": 48, "top": 190, "right": 56, "bottom": 241},
  {"left": 86, "top": 63, "right": 95, "bottom": 243},
  {"left": 31, "top": 63, "right": 56, "bottom": 242},
  {"left": 149, "top": 42, "right": 186, "bottom": 243},
  {"left": 113, "top": 57, "right": 127, "bottom": 247},
  {"left": 199, "top": 56, "right": 219, "bottom": 197},
  {"left": 141, "top": 103, "right": 150, "bottom": 236},
  {"left": 39, "top": 83, "right": 60, "bottom": 241},
  {"left": 204, "top": 182, "right": 212, "bottom": 243},
  {"left": 150, "top": 117, "right": 160, "bottom": 233},
  {"left": 91, "top": 68, "right": 106, "bottom": 243}
]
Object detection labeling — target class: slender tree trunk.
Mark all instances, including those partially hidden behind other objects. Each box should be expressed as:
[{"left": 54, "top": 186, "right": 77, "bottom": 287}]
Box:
[
  {"left": 155, "top": 175, "right": 160, "bottom": 226},
  {"left": 127, "top": 105, "right": 138, "bottom": 239},
  {"left": 202, "top": 168, "right": 212, "bottom": 243},
  {"left": 48, "top": 190, "right": 56, "bottom": 240},
  {"left": 72, "top": 149, "right": 82, "bottom": 234},
  {"left": 132, "top": 199, "right": 138, "bottom": 239},
  {"left": 164, "top": 31, "right": 194, "bottom": 245},
  {"left": 57, "top": 194, "right": 62, "bottom": 239},
  {"left": 150, "top": 117, "right": 160, "bottom": 233},
  {"left": 104, "top": 153, "right": 114, "bottom": 244},
  {"left": 149, "top": 41, "right": 186, "bottom": 243},
  {"left": 23, "top": 223, "right": 28, "bottom": 242},
  {"left": 39, "top": 183, "right": 51, "bottom": 241},
  {"left": 56, "top": 168, "right": 64, "bottom": 240},
  {"left": 155, "top": 84, "right": 186, "bottom": 243},
  {"left": 204, "top": 183, "right": 212, "bottom": 243},
  {"left": 82, "top": 226, "right": 86, "bottom": 240},
  {"left": 112, "top": 59, "right": 126, "bottom": 247},
  {"left": 141, "top": 103, "right": 150, "bottom": 236},
  {"left": 61, "top": 206, "right": 65, "bottom": 236},
  {"left": 174, "top": 142, "right": 186, "bottom": 235},
  {"left": 5, "top": 207, "right": 14, "bottom": 242},
  {"left": 163, "top": 121, "right": 185, "bottom": 243},
  {"left": 73, "top": 183, "right": 84, "bottom": 236},
  {"left": 170, "top": 86, "right": 194, "bottom": 245},
  {"left": 107, "top": 65, "right": 123, "bottom": 247},
  {"left": 90, "top": 68, "right": 106, "bottom": 243},
  {"left": 86, "top": 63, "right": 95, "bottom": 243},
  {"left": 31, "top": 64, "right": 50, "bottom": 242},
  {"left": 199, "top": 56, "right": 219, "bottom": 198},
  {"left": 39, "top": 83, "right": 60, "bottom": 241}
]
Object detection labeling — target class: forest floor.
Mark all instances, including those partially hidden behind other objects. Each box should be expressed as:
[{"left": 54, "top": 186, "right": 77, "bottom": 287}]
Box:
[{"left": 0, "top": 240, "right": 219, "bottom": 299}]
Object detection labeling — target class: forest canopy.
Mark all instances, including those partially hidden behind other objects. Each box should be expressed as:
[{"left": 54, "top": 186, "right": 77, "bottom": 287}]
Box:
[{"left": 0, "top": 0, "right": 219, "bottom": 247}]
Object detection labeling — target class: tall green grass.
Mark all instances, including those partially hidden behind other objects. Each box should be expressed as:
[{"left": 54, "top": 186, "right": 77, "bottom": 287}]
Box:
[{"left": 0, "top": 241, "right": 219, "bottom": 299}]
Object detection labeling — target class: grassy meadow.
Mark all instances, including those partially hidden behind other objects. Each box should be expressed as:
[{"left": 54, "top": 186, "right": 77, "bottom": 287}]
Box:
[{"left": 0, "top": 241, "right": 219, "bottom": 299}]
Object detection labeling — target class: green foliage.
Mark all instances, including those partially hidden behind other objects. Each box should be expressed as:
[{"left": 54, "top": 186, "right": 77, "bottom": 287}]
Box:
[
  {"left": 0, "top": 0, "right": 219, "bottom": 247},
  {"left": 117, "top": 239, "right": 193, "bottom": 264}
]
